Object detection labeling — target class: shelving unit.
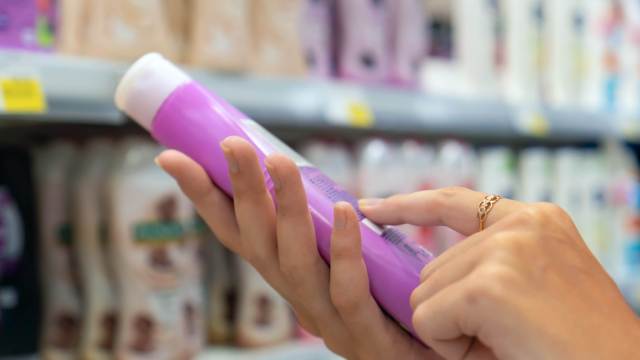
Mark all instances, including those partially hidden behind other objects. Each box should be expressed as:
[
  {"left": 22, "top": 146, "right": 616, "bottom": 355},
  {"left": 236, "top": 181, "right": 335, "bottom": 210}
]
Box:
[
  {"left": 197, "top": 342, "right": 341, "bottom": 360},
  {"left": 0, "top": 50, "right": 622, "bottom": 141}
]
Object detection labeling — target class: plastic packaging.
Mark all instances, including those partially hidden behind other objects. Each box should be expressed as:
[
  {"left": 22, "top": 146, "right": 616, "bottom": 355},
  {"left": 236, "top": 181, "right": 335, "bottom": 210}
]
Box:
[
  {"left": 504, "top": 0, "right": 547, "bottom": 104},
  {"left": 386, "top": 0, "right": 427, "bottom": 87},
  {"left": 35, "top": 142, "right": 80, "bottom": 360},
  {"left": 56, "top": 0, "right": 87, "bottom": 54},
  {"left": 106, "top": 139, "right": 201, "bottom": 359},
  {"left": 454, "top": 0, "right": 503, "bottom": 97},
  {"left": 235, "top": 259, "right": 294, "bottom": 347},
  {"left": 72, "top": 139, "right": 116, "bottom": 360},
  {"left": 250, "top": 0, "right": 307, "bottom": 76},
  {"left": 202, "top": 230, "right": 237, "bottom": 344},
  {"left": 300, "top": 140, "right": 357, "bottom": 195},
  {"left": 300, "top": 0, "right": 333, "bottom": 78},
  {"left": 0, "top": 0, "right": 54, "bottom": 51},
  {"left": 115, "top": 53, "right": 433, "bottom": 338},
  {"left": 186, "top": 0, "right": 252, "bottom": 72},
  {"left": 0, "top": 147, "right": 40, "bottom": 357},
  {"left": 84, "top": 0, "right": 179, "bottom": 61},
  {"left": 518, "top": 148, "right": 552, "bottom": 202},
  {"left": 336, "top": 0, "right": 389, "bottom": 83}
]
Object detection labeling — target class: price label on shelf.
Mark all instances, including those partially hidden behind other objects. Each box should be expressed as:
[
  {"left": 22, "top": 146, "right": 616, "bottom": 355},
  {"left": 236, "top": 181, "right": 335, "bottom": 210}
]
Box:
[
  {"left": 0, "top": 76, "right": 47, "bottom": 113},
  {"left": 326, "top": 88, "right": 375, "bottom": 128},
  {"left": 515, "top": 108, "right": 550, "bottom": 137}
]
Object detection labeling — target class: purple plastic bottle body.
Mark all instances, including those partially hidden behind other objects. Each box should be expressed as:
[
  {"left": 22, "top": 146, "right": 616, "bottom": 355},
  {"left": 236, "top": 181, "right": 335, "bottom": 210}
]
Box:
[{"left": 148, "top": 81, "right": 433, "bottom": 338}]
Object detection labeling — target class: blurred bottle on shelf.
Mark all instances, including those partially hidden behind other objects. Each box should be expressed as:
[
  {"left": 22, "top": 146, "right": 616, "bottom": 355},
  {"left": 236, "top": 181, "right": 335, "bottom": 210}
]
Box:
[
  {"left": 0, "top": 147, "right": 40, "bottom": 358},
  {"left": 386, "top": 0, "right": 428, "bottom": 87},
  {"left": 335, "top": 0, "right": 389, "bottom": 83},
  {"left": 250, "top": 0, "right": 307, "bottom": 77},
  {"left": 235, "top": 259, "right": 295, "bottom": 348},
  {"left": 106, "top": 139, "right": 202, "bottom": 359},
  {"left": 478, "top": 146, "right": 517, "bottom": 200},
  {"left": 71, "top": 139, "right": 116, "bottom": 360},
  {"left": 202, "top": 230, "right": 237, "bottom": 345},
  {"left": 83, "top": 0, "right": 181, "bottom": 61},
  {"left": 186, "top": 0, "right": 252, "bottom": 73},
  {"left": 35, "top": 141, "right": 81, "bottom": 360},
  {"left": 300, "top": 0, "right": 333, "bottom": 78}
]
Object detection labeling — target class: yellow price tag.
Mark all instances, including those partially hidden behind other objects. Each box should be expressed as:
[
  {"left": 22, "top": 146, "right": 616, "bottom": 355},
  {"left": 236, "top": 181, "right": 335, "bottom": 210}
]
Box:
[
  {"left": 0, "top": 77, "right": 47, "bottom": 113},
  {"left": 528, "top": 112, "right": 550, "bottom": 137},
  {"left": 346, "top": 101, "right": 374, "bottom": 128}
]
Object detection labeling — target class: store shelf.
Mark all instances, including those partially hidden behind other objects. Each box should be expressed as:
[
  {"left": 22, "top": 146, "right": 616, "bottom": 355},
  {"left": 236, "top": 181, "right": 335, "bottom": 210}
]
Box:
[
  {"left": 197, "top": 342, "right": 341, "bottom": 360},
  {"left": 0, "top": 50, "right": 622, "bottom": 141}
]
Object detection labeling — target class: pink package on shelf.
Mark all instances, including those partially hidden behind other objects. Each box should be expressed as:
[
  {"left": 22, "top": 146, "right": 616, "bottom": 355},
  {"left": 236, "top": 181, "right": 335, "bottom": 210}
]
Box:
[
  {"left": 0, "top": 0, "right": 54, "bottom": 51},
  {"left": 335, "top": 0, "right": 389, "bottom": 83},
  {"left": 300, "top": 0, "right": 333, "bottom": 78},
  {"left": 386, "top": 0, "right": 427, "bottom": 87}
]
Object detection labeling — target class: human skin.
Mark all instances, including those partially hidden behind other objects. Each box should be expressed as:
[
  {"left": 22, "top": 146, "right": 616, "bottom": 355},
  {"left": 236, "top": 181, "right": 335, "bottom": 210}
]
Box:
[{"left": 156, "top": 136, "right": 640, "bottom": 360}]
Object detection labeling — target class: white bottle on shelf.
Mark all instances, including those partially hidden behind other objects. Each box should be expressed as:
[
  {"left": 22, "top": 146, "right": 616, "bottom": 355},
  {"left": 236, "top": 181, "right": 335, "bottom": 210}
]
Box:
[
  {"left": 478, "top": 146, "right": 517, "bottom": 200},
  {"left": 518, "top": 147, "right": 552, "bottom": 203},
  {"left": 454, "top": 0, "right": 504, "bottom": 98},
  {"left": 546, "top": 0, "right": 588, "bottom": 108},
  {"left": 504, "top": 0, "right": 547, "bottom": 104}
]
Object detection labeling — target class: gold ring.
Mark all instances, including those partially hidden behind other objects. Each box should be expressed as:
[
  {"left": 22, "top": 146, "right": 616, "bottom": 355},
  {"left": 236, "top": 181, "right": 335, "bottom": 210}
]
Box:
[{"left": 477, "top": 195, "right": 502, "bottom": 231}]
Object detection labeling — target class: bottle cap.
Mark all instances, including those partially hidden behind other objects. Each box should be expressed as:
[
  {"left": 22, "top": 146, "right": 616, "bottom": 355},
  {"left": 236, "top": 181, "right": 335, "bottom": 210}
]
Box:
[{"left": 115, "top": 53, "right": 191, "bottom": 130}]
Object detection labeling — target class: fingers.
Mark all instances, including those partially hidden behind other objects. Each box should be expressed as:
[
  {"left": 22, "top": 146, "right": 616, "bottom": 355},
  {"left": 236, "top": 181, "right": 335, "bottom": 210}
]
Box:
[
  {"left": 360, "top": 187, "right": 525, "bottom": 235},
  {"left": 221, "top": 137, "right": 278, "bottom": 270},
  {"left": 412, "top": 278, "right": 481, "bottom": 359},
  {"left": 266, "top": 155, "right": 328, "bottom": 308},
  {"left": 330, "top": 203, "right": 436, "bottom": 360},
  {"left": 155, "top": 149, "right": 241, "bottom": 253}
]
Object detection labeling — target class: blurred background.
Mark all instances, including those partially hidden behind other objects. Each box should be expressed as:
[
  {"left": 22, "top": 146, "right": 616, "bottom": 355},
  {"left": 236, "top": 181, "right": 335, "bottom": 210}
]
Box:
[{"left": 1, "top": 0, "right": 640, "bottom": 359}]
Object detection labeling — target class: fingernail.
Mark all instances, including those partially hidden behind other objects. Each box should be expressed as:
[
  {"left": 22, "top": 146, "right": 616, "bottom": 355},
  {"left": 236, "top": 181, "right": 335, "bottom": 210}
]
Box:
[
  {"left": 358, "top": 198, "right": 383, "bottom": 208},
  {"left": 264, "top": 158, "right": 281, "bottom": 191},
  {"left": 334, "top": 204, "right": 347, "bottom": 230},
  {"left": 220, "top": 143, "right": 239, "bottom": 174},
  {"left": 154, "top": 156, "right": 162, "bottom": 169}
]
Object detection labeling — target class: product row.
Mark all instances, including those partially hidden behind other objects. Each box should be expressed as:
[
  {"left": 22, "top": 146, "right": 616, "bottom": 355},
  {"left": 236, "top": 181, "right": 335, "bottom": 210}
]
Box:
[
  {"left": 0, "top": 139, "right": 308, "bottom": 359},
  {"left": 0, "top": 0, "right": 427, "bottom": 87},
  {"left": 299, "top": 138, "right": 640, "bottom": 302},
  {"left": 429, "top": 0, "right": 640, "bottom": 114}
]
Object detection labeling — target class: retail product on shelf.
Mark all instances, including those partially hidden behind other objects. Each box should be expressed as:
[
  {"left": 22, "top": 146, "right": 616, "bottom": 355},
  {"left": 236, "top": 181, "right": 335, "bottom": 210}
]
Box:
[
  {"left": 250, "top": 0, "right": 307, "bottom": 76},
  {"left": 235, "top": 259, "right": 294, "bottom": 348},
  {"left": 386, "top": 0, "right": 427, "bottom": 87},
  {"left": 0, "top": 0, "right": 55, "bottom": 51},
  {"left": 71, "top": 139, "right": 116, "bottom": 360},
  {"left": 478, "top": 147, "right": 517, "bottom": 200},
  {"left": 106, "top": 139, "right": 202, "bottom": 359},
  {"left": 203, "top": 231, "right": 238, "bottom": 345},
  {"left": 186, "top": 0, "right": 252, "bottom": 72},
  {"left": 0, "top": 147, "right": 40, "bottom": 357},
  {"left": 335, "top": 0, "right": 389, "bottom": 83},
  {"left": 84, "top": 0, "right": 180, "bottom": 61},
  {"left": 115, "top": 53, "right": 434, "bottom": 340},
  {"left": 453, "top": 0, "right": 504, "bottom": 97},
  {"left": 300, "top": 0, "right": 333, "bottom": 78},
  {"left": 545, "top": 0, "right": 588, "bottom": 108},
  {"left": 34, "top": 142, "right": 81, "bottom": 360},
  {"left": 356, "top": 139, "right": 399, "bottom": 199},
  {"left": 56, "top": 0, "right": 87, "bottom": 54},
  {"left": 503, "top": 0, "right": 547, "bottom": 104}
]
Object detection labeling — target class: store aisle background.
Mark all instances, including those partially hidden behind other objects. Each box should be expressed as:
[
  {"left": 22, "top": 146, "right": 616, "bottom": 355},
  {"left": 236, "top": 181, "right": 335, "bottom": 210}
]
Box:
[{"left": 1, "top": 0, "right": 639, "bottom": 359}]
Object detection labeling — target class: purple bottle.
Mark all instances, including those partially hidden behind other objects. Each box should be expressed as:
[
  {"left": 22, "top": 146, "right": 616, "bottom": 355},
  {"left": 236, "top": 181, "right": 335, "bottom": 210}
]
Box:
[
  {"left": 115, "top": 53, "right": 433, "bottom": 339},
  {"left": 335, "top": 0, "right": 389, "bottom": 83}
]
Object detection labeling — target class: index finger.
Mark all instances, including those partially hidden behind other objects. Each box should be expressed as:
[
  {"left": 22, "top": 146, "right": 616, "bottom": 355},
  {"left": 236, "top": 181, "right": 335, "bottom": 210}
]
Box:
[{"left": 359, "top": 187, "right": 525, "bottom": 236}]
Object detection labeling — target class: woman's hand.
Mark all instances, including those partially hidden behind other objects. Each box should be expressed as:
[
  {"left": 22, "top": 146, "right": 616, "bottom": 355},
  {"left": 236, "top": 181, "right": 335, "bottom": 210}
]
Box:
[
  {"left": 156, "top": 137, "right": 437, "bottom": 360},
  {"left": 360, "top": 187, "right": 640, "bottom": 359}
]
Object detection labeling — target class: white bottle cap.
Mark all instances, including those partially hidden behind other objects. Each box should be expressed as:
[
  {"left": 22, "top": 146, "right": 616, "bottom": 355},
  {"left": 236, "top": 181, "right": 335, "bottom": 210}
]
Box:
[{"left": 115, "top": 53, "right": 191, "bottom": 130}]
